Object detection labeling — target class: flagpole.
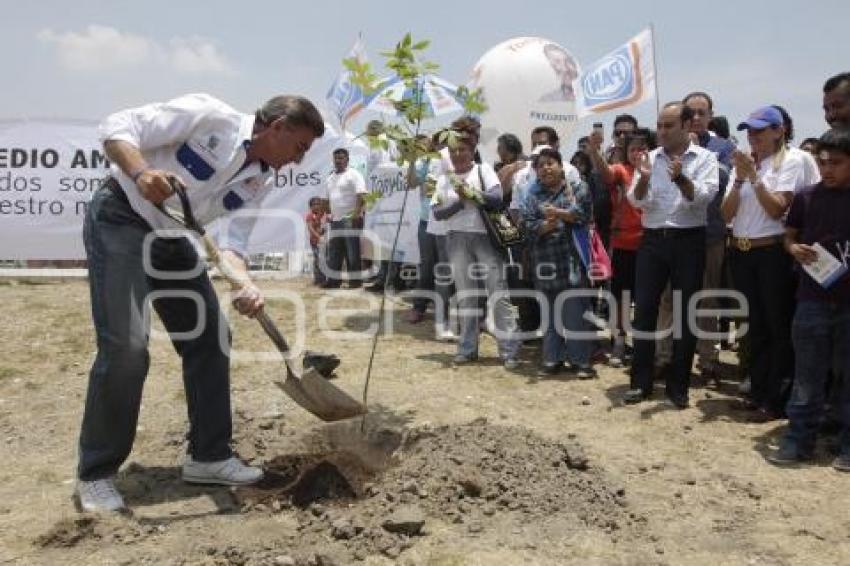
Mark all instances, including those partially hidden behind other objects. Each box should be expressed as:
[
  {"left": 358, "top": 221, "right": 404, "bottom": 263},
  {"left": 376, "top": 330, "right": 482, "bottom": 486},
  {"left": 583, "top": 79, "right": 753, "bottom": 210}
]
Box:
[{"left": 649, "top": 22, "right": 660, "bottom": 117}]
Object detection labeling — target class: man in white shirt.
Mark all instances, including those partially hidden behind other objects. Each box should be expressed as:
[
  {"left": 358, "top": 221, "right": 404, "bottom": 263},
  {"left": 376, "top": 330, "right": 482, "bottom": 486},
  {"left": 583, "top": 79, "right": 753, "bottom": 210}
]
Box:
[
  {"left": 624, "top": 101, "right": 720, "bottom": 408},
  {"left": 321, "top": 147, "right": 368, "bottom": 288},
  {"left": 76, "top": 93, "right": 324, "bottom": 513}
]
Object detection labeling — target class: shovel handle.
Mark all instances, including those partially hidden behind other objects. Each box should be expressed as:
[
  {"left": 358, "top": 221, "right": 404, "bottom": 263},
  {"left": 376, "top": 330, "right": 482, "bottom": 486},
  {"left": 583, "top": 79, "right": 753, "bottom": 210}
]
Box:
[
  {"left": 256, "top": 309, "right": 292, "bottom": 356},
  {"left": 196, "top": 232, "right": 251, "bottom": 291},
  {"left": 199, "top": 232, "right": 294, "bottom": 359}
]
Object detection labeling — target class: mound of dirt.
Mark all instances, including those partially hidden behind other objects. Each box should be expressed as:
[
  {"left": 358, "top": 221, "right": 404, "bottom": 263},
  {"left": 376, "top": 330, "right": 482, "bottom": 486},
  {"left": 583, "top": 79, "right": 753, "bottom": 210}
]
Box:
[{"left": 234, "top": 418, "right": 643, "bottom": 564}]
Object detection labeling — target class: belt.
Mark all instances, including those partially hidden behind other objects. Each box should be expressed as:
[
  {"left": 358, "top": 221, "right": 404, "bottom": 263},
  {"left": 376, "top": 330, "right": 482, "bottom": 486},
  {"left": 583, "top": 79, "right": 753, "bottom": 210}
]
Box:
[
  {"left": 643, "top": 226, "right": 705, "bottom": 238},
  {"left": 732, "top": 234, "right": 784, "bottom": 252},
  {"left": 102, "top": 176, "right": 130, "bottom": 205}
]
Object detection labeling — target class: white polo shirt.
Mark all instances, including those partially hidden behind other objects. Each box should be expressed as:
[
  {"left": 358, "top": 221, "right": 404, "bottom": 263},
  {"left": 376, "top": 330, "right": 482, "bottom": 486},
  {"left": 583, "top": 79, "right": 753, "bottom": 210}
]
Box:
[
  {"left": 323, "top": 167, "right": 367, "bottom": 219},
  {"left": 728, "top": 150, "right": 808, "bottom": 238},
  {"left": 99, "top": 93, "right": 276, "bottom": 257}
]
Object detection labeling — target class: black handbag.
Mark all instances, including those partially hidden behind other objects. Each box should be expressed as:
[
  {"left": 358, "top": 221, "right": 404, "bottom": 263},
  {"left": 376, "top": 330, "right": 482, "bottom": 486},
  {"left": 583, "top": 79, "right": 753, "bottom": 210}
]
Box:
[{"left": 475, "top": 165, "right": 525, "bottom": 251}]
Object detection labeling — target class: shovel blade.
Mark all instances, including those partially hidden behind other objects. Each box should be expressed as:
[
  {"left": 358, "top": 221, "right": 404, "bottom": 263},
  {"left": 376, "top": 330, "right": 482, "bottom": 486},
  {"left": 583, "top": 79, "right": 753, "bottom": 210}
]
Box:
[{"left": 276, "top": 367, "right": 366, "bottom": 422}]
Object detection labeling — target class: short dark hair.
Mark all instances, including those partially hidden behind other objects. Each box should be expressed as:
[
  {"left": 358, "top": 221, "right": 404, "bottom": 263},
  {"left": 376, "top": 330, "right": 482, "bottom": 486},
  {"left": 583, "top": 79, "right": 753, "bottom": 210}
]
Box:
[
  {"left": 800, "top": 137, "right": 820, "bottom": 149},
  {"left": 613, "top": 114, "right": 638, "bottom": 129},
  {"left": 662, "top": 101, "right": 694, "bottom": 125},
  {"left": 451, "top": 116, "right": 481, "bottom": 144},
  {"left": 308, "top": 196, "right": 322, "bottom": 206},
  {"left": 625, "top": 127, "right": 656, "bottom": 151},
  {"left": 569, "top": 150, "right": 591, "bottom": 172},
  {"left": 497, "top": 133, "right": 523, "bottom": 157},
  {"left": 823, "top": 72, "right": 850, "bottom": 93},
  {"left": 535, "top": 147, "right": 563, "bottom": 166},
  {"left": 683, "top": 91, "right": 714, "bottom": 111},
  {"left": 708, "top": 116, "right": 730, "bottom": 140},
  {"left": 451, "top": 116, "right": 481, "bottom": 134},
  {"left": 332, "top": 148, "right": 349, "bottom": 158},
  {"left": 531, "top": 126, "right": 559, "bottom": 145},
  {"left": 818, "top": 128, "right": 850, "bottom": 155},
  {"left": 577, "top": 136, "right": 589, "bottom": 147},
  {"left": 256, "top": 95, "right": 324, "bottom": 137}
]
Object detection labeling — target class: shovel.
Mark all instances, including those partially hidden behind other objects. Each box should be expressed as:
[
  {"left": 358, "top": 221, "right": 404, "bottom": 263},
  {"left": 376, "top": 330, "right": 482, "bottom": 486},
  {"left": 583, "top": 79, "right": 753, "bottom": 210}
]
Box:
[{"left": 157, "top": 177, "right": 367, "bottom": 422}]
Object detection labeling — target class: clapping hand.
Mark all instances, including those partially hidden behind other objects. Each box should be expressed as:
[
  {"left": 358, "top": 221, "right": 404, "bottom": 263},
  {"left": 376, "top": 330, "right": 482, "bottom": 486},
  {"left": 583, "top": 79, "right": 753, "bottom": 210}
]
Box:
[
  {"left": 732, "top": 150, "right": 757, "bottom": 183},
  {"left": 637, "top": 151, "right": 652, "bottom": 177},
  {"left": 667, "top": 157, "right": 683, "bottom": 181}
]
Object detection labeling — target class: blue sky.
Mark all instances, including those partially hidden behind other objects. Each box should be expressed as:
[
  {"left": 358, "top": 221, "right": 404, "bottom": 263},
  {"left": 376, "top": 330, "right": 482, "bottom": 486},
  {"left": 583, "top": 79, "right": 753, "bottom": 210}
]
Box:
[{"left": 1, "top": 0, "right": 845, "bottom": 149}]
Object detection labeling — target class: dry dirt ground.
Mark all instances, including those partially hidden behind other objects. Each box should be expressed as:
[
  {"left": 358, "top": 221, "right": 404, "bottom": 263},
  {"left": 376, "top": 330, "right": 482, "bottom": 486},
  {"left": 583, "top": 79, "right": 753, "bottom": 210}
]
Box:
[{"left": 0, "top": 278, "right": 848, "bottom": 565}]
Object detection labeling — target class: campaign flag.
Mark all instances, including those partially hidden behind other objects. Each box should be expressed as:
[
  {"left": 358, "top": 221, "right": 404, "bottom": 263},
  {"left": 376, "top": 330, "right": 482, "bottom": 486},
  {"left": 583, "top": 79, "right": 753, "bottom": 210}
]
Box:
[
  {"left": 573, "top": 28, "right": 655, "bottom": 117},
  {"left": 326, "top": 34, "right": 368, "bottom": 129},
  {"left": 364, "top": 74, "right": 464, "bottom": 118}
]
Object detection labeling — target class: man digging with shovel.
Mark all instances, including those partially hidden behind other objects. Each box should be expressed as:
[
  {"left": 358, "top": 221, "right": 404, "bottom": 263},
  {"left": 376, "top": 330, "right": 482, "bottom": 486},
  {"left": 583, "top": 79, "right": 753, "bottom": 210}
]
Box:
[{"left": 75, "top": 93, "right": 325, "bottom": 513}]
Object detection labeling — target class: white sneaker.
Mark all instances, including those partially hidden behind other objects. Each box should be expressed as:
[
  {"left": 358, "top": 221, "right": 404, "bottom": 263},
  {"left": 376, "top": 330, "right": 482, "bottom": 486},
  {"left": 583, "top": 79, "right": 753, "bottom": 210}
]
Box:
[
  {"left": 436, "top": 326, "right": 457, "bottom": 342},
  {"left": 182, "top": 456, "right": 263, "bottom": 486},
  {"left": 75, "top": 478, "right": 126, "bottom": 513}
]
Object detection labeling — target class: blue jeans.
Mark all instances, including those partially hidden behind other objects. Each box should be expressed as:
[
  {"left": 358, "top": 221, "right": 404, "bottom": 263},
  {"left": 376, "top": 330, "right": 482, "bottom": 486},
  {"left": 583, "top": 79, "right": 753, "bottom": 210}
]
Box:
[
  {"left": 311, "top": 244, "right": 326, "bottom": 284},
  {"left": 446, "top": 232, "right": 520, "bottom": 360},
  {"left": 784, "top": 301, "right": 850, "bottom": 456},
  {"left": 78, "top": 185, "right": 232, "bottom": 480},
  {"left": 541, "top": 288, "right": 595, "bottom": 367}
]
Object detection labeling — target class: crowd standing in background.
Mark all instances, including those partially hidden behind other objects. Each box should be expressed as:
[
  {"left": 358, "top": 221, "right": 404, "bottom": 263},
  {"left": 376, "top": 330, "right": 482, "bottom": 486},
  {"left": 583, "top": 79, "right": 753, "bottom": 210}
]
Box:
[{"left": 311, "top": 72, "right": 850, "bottom": 473}]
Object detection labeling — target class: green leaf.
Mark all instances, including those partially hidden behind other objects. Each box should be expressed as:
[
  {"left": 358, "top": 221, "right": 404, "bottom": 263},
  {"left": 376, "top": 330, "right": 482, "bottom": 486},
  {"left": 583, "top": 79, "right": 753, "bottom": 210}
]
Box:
[{"left": 412, "top": 40, "right": 430, "bottom": 51}]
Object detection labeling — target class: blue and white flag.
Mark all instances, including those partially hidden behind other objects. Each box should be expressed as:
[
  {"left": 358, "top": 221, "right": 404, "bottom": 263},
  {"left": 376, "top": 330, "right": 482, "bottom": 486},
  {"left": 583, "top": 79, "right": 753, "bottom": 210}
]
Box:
[
  {"left": 326, "top": 34, "right": 368, "bottom": 129},
  {"left": 572, "top": 28, "right": 655, "bottom": 118},
  {"left": 364, "top": 74, "right": 464, "bottom": 118}
]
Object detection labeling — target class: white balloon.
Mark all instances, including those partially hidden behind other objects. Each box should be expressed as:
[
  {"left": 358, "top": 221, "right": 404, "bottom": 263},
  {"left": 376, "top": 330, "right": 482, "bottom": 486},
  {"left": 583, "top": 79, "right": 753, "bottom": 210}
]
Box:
[{"left": 469, "top": 37, "right": 581, "bottom": 162}]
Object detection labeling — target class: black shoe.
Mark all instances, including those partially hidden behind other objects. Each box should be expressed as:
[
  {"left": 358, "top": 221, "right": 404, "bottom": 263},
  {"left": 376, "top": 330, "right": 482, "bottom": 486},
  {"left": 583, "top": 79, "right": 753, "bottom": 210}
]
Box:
[
  {"left": 768, "top": 443, "right": 812, "bottom": 466},
  {"left": 319, "top": 281, "right": 341, "bottom": 289},
  {"left": 537, "top": 362, "right": 563, "bottom": 377},
  {"left": 303, "top": 350, "right": 341, "bottom": 378},
  {"left": 665, "top": 394, "right": 689, "bottom": 410},
  {"left": 623, "top": 388, "right": 650, "bottom": 404},
  {"left": 347, "top": 280, "right": 362, "bottom": 289},
  {"left": 365, "top": 284, "right": 384, "bottom": 293}
]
